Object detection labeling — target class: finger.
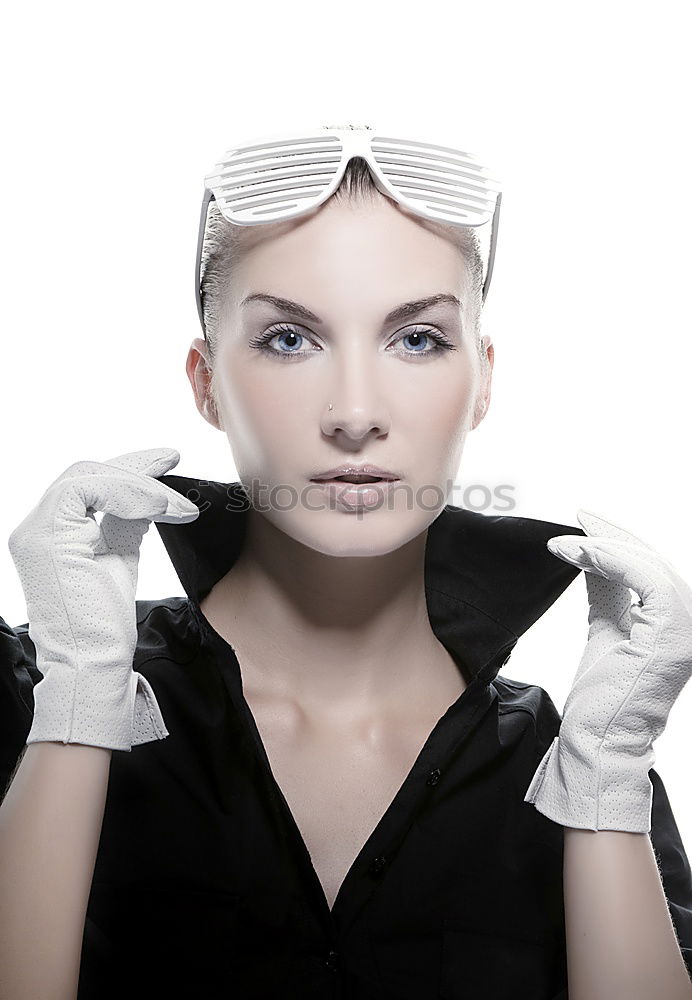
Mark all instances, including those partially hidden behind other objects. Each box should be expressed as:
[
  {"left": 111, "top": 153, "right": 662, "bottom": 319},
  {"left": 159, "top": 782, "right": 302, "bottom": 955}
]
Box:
[
  {"left": 549, "top": 536, "right": 664, "bottom": 599},
  {"left": 94, "top": 512, "right": 151, "bottom": 560},
  {"left": 576, "top": 508, "right": 654, "bottom": 552},
  {"left": 14, "top": 450, "right": 193, "bottom": 532},
  {"left": 583, "top": 571, "right": 634, "bottom": 637},
  {"left": 100, "top": 447, "right": 185, "bottom": 481},
  {"left": 551, "top": 536, "right": 690, "bottom": 650},
  {"left": 99, "top": 452, "right": 200, "bottom": 522},
  {"left": 54, "top": 465, "right": 200, "bottom": 528},
  {"left": 546, "top": 530, "right": 634, "bottom": 635}
]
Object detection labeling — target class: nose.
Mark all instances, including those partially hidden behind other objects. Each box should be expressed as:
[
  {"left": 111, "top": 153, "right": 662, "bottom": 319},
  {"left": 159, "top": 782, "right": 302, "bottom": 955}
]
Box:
[{"left": 319, "top": 353, "right": 391, "bottom": 442}]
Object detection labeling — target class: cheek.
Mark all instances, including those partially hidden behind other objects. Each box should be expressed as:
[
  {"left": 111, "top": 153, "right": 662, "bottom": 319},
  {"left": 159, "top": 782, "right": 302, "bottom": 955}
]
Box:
[
  {"left": 404, "top": 361, "right": 477, "bottom": 436},
  {"left": 400, "top": 363, "right": 479, "bottom": 482},
  {"left": 218, "top": 360, "right": 301, "bottom": 457}
]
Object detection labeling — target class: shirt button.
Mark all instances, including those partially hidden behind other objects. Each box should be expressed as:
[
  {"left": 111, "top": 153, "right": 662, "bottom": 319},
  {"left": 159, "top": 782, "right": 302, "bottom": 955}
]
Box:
[
  {"left": 426, "top": 768, "right": 441, "bottom": 786},
  {"left": 369, "top": 855, "right": 388, "bottom": 877},
  {"left": 325, "top": 949, "right": 339, "bottom": 972}
]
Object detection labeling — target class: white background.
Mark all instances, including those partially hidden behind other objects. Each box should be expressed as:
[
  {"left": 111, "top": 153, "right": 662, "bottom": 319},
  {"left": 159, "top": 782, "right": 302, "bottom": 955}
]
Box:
[{"left": 1, "top": 3, "right": 691, "bottom": 847}]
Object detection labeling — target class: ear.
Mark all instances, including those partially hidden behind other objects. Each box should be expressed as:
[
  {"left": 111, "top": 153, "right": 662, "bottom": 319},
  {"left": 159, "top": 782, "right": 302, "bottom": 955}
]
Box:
[
  {"left": 186, "top": 338, "right": 224, "bottom": 431},
  {"left": 471, "top": 335, "right": 494, "bottom": 430}
]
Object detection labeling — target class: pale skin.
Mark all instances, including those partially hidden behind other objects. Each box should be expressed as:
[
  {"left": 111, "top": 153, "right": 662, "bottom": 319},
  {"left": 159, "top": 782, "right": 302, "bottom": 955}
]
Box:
[{"left": 186, "top": 194, "right": 692, "bottom": 997}]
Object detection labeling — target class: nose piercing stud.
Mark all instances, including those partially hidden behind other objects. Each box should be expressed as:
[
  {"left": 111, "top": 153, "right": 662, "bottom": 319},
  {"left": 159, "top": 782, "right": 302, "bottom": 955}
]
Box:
[{"left": 328, "top": 403, "right": 333, "bottom": 411}]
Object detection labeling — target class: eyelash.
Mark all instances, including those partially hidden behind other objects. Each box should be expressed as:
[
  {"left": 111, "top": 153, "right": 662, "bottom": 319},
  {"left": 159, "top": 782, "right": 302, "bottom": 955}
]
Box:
[{"left": 247, "top": 323, "right": 457, "bottom": 361}]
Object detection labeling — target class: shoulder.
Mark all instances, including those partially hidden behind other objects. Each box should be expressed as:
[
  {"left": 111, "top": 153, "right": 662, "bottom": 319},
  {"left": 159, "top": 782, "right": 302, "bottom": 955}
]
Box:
[
  {"left": 492, "top": 673, "right": 563, "bottom": 751},
  {"left": 0, "top": 612, "right": 37, "bottom": 721},
  {"left": 0, "top": 614, "right": 38, "bottom": 797},
  {"left": 2, "top": 596, "right": 201, "bottom": 686},
  {"left": 133, "top": 597, "right": 202, "bottom": 673},
  {"left": 135, "top": 596, "right": 198, "bottom": 645}
]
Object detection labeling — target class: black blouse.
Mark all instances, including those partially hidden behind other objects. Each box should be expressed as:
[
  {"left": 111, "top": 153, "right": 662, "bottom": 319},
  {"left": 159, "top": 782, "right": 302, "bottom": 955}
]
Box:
[{"left": 1, "top": 476, "right": 691, "bottom": 999}]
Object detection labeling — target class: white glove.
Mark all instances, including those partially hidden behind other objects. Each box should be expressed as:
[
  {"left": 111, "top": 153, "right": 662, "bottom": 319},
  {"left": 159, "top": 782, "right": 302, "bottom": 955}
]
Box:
[
  {"left": 523, "top": 509, "right": 692, "bottom": 832},
  {"left": 7, "top": 447, "right": 200, "bottom": 752}
]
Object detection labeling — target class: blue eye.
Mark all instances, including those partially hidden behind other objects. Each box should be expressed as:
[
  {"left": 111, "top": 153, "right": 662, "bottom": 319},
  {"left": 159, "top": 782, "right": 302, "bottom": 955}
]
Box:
[
  {"left": 401, "top": 329, "right": 436, "bottom": 353},
  {"left": 248, "top": 324, "right": 312, "bottom": 359},
  {"left": 248, "top": 323, "right": 457, "bottom": 361},
  {"left": 269, "top": 326, "right": 305, "bottom": 354}
]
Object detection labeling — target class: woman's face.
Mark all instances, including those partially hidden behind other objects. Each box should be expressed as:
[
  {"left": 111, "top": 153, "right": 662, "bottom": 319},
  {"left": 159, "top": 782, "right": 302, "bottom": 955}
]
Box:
[{"left": 187, "top": 195, "right": 494, "bottom": 557}]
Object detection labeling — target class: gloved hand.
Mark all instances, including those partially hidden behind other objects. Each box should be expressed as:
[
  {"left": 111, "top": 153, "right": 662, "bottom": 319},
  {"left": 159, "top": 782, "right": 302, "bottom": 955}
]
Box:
[
  {"left": 7, "top": 447, "right": 200, "bottom": 752},
  {"left": 523, "top": 509, "right": 692, "bottom": 833}
]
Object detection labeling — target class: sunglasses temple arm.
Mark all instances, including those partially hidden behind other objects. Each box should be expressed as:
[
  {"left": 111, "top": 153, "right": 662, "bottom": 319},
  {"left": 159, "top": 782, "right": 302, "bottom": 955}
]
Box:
[
  {"left": 481, "top": 191, "right": 502, "bottom": 304},
  {"left": 195, "top": 188, "right": 215, "bottom": 338}
]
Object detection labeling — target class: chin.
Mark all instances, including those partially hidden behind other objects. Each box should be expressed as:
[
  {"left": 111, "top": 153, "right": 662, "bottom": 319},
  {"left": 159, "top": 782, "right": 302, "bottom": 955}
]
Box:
[{"left": 282, "top": 508, "right": 435, "bottom": 559}]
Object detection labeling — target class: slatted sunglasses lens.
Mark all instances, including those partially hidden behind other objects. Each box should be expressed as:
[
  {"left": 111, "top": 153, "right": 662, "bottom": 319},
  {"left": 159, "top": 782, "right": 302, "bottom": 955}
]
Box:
[
  {"left": 367, "top": 135, "right": 499, "bottom": 226},
  {"left": 205, "top": 134, "right": 347, "bottom": 225}
]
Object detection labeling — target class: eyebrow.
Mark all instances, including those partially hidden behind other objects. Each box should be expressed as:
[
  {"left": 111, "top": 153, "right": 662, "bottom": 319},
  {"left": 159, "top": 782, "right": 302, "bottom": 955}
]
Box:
[{"left": 239, "top": 292, "right": 462, "bottom": 325}]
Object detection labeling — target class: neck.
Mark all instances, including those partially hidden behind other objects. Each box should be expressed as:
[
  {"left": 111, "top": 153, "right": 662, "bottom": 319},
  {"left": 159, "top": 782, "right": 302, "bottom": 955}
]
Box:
[{"left": 199, "top": 509, "right": 465, "bottom": 710}]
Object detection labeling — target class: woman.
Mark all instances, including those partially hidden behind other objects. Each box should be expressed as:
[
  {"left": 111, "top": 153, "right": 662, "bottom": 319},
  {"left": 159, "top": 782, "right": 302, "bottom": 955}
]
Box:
[{"left": 1, "top": 127, "right": 691, "bottom": 1000}]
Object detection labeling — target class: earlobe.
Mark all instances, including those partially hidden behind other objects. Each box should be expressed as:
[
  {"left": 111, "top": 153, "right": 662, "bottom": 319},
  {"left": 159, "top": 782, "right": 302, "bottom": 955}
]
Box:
[
  {"left": 186, "top": 340, "right": 224, "bottom": 431},
  {"left": 205, "top": 394, "right": 224, "bottom": 432},
  {"left": 471, "top": 336, "right": 493, "bottom": 429},
  {"left": 472, "top": 395, "right": 489, "bottom": 430}
]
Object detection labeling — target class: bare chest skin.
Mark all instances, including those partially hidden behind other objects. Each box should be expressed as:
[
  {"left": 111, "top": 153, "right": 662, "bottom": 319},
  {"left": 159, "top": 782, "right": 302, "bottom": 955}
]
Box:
[{"left": 242, "top": 665, "right": 467, "bottom": 912}]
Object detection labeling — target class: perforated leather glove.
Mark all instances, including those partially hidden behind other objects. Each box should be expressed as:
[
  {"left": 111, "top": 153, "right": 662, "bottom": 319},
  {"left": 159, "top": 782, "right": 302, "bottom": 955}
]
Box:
[
  {"left": 523, "top": 509, "right": 692, "bottom": 833},
  {"left": 7, "top": 448, "right": 200, "bottom": 752}
]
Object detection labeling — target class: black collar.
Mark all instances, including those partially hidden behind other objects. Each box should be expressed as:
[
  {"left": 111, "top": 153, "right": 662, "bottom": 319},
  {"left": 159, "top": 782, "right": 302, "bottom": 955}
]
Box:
[{"left": 154, "top": 475, "right": 586, "bottom": 686}]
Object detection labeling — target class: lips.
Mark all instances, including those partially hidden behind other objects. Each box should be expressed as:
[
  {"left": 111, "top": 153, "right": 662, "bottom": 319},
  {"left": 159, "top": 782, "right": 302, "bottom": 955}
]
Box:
[
  {"left": 311, "top": 475, "right": 398, "bottom": 510},
  {"left": 329, "top": 475, "right": 384, "bottom": 484},
  {"left": 311, "top": 465, "right": 400, "bottom": 483}
]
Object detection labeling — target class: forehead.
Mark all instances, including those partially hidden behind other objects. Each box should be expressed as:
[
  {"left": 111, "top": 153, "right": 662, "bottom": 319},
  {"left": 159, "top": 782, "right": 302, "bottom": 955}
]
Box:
[{"left": 228, "top": 198, "right": 474, "bottom": 308}]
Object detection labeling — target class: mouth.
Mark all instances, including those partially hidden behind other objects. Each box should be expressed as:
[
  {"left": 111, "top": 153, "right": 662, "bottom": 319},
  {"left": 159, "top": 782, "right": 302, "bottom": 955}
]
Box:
[{"left": 313, "top": 474, "right": 398, "bottom": 485}]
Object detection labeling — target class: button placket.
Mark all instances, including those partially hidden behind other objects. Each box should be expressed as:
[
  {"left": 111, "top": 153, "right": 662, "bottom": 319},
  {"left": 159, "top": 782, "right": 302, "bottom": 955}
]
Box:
[
  {"left": 368, "top": 855, "right": 388, "bottom": 878},
  {"left": 324, "top": 948, "right": 339, "bottom": 972}
]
